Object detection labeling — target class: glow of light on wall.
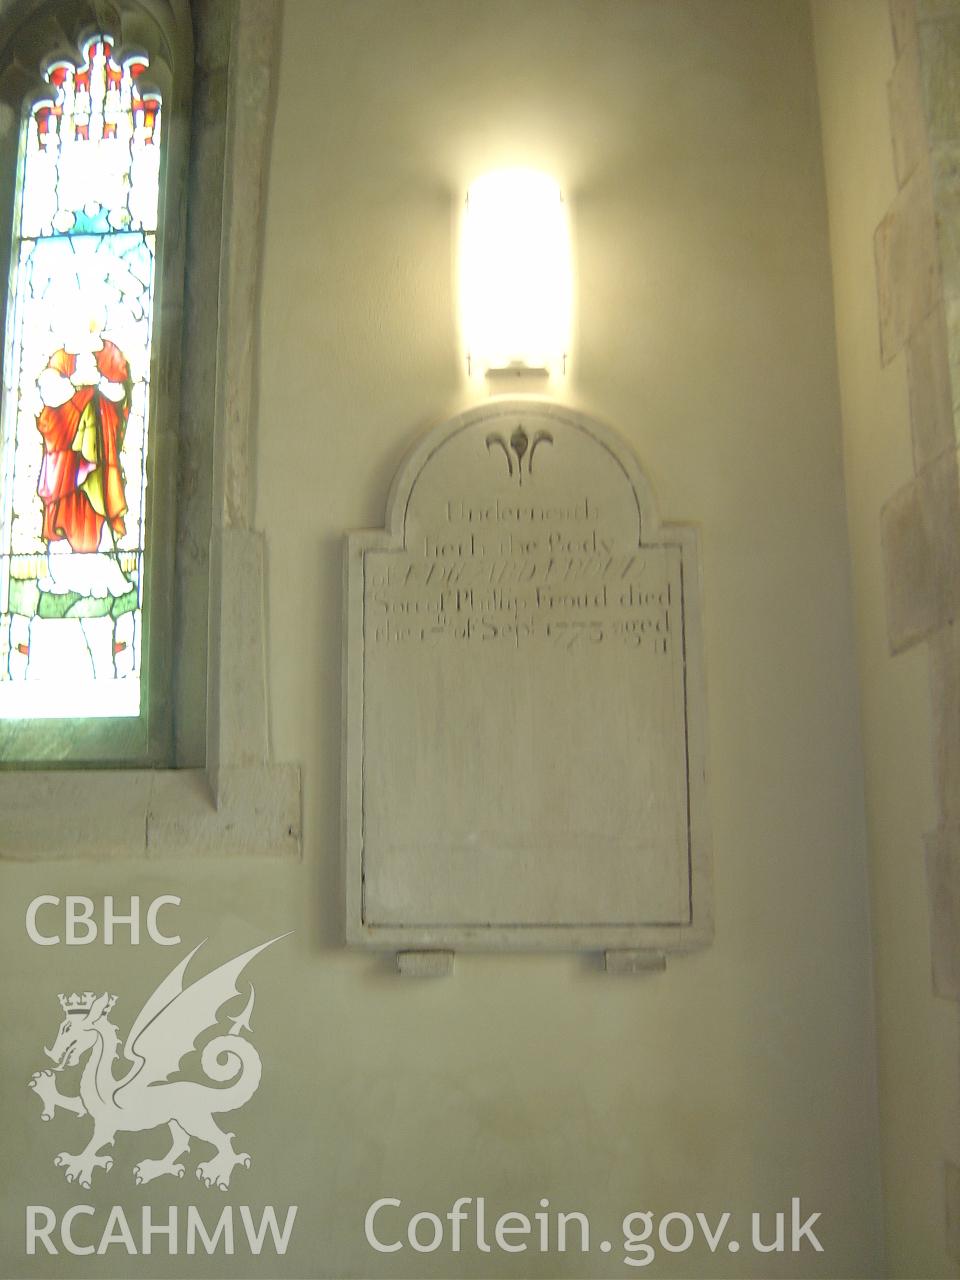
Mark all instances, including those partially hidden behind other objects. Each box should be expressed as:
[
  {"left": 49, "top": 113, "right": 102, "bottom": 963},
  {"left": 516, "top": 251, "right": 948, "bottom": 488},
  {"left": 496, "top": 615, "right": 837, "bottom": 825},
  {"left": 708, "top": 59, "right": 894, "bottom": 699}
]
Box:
[{"left": 460, "top": 169, "right": 572, "bottom": 376}]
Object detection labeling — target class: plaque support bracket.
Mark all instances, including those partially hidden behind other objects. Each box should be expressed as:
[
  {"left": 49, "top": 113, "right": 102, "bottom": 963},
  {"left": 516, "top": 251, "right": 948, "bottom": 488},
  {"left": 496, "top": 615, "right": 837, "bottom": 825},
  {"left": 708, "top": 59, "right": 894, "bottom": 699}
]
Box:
[
  {"left": 396, "top": 950, "right": 455, "bottom": 978},
  {"left": 603, "top": 949, "right": 668, "bottom": 975}
]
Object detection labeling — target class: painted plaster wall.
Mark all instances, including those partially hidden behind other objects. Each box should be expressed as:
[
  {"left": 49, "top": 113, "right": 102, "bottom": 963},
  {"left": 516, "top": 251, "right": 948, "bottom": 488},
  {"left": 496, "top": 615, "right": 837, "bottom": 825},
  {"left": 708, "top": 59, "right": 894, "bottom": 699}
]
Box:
[
  {"left": 812, "top": 3, "right": 960, "bottom": 1276},
  {"left": 0, "top": 2, "right": 885, "bottom": 1278}
]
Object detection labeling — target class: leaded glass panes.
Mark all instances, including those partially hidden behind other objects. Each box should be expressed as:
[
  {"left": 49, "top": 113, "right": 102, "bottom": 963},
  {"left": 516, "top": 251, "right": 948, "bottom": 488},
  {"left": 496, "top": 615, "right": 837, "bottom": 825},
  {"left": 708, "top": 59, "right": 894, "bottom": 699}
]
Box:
[{"left": 0, "top": 35, "right": 160, "bottom": 719}]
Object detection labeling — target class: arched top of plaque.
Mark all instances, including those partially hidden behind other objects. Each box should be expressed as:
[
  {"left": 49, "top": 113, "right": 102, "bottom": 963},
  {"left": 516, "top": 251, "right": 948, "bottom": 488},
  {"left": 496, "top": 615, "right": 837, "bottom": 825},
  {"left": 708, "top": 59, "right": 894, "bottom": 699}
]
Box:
[
  {"left": 344, "top": 401, "right": 711, "bottom": 960},
  {"left": 382, "top": 401, "right": 663, "bottom": 549}
]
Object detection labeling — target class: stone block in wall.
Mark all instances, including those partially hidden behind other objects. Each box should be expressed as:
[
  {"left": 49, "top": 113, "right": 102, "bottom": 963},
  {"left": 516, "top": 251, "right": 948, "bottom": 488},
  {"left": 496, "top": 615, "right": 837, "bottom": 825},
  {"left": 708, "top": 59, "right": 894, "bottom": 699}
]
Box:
[
  {"left": 930, "top": 623, "right": 960, "bottom": 824},
  {"left": 949, "top": 1162, "right": 960, "bottom": 1261},
  {"left": 146, "top": 765, "right": 301, "bottom": 857},
  {"left": 919, "top": 16, "right": 960, "bottom": 145},
  {"left": 891, "top": 0, "right": 918, "bottom": 57},
  {"left": 890, "top": 31, "right": 929, "bottom": 186},
  {"left": 950, "top": 1167, "right": 960, "bottom": 1263},
  {"left": 926, "top": 824, "right": 960, "bottom": 999},
  {"left": 918, "top": 0, "right": 960, "bottom": 21},
  {"left": 876, "top": 161, "right": 942, "bottom": 363},
  {"left": 908, "top": 302, "right": 957, "bottom": 468},
  {"left": 881, "top": 448, "right": 960, "bottom": 650},
  {"left": 947, "top": 295, "right": 960, "bottom": 433},
  {"left": 933, "top": 146, "right": 960, "bottom": 304}
]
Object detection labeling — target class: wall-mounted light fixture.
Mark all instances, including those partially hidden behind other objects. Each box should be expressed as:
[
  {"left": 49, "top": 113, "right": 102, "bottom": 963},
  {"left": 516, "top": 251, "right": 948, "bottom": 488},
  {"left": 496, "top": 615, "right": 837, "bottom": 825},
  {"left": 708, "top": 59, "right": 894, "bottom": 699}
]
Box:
[{"left": 460, "top": 169, "right": 572, "bottom": 378}]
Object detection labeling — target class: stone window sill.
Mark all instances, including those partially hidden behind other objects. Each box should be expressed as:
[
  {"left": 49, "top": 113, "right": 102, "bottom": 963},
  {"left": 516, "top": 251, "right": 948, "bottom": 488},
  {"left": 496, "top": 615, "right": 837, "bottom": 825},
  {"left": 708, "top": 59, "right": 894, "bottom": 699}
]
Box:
[{"left": 0, "top": 763, "right": 300, "bottom": 860}]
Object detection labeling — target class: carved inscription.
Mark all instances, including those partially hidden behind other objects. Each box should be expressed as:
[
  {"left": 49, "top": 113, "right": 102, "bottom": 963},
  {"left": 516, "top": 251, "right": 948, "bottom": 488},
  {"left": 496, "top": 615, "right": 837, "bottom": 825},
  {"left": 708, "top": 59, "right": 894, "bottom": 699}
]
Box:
[{"left": 366, "top": 497, "right": 678, "bottom": 657}]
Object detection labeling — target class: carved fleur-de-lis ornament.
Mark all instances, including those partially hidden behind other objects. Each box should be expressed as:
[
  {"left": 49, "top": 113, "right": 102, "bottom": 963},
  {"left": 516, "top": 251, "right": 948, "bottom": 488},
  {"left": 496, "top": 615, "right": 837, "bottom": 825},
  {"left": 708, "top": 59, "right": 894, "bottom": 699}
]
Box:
[{"left": 485, "top": 423, "right": 553, "bottom": 487}]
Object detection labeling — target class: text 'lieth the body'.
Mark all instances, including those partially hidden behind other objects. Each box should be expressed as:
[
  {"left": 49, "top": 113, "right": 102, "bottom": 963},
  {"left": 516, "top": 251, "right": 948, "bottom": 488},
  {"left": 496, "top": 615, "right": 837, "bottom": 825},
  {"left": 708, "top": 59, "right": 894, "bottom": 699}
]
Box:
[{"left": 366, "top": 494, "right": 679, "bottom": 653}]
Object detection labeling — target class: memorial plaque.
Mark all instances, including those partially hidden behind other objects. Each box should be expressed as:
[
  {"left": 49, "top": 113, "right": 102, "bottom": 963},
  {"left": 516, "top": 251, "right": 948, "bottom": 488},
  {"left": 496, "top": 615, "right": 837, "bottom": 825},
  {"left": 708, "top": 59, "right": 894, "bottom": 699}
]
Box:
[{"left": 343, "top": 402, "right": 711, "bottom": 953}]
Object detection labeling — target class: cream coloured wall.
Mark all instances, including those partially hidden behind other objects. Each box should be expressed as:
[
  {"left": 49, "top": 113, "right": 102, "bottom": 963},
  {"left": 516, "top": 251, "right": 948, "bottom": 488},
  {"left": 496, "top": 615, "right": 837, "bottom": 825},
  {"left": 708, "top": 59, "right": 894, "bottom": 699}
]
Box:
[
  {"left": 812, "top": 3, "right": 960, "bottom": 1277},
  {"left": 0, "top": 2, "right": 885, "bottom": 1277}
]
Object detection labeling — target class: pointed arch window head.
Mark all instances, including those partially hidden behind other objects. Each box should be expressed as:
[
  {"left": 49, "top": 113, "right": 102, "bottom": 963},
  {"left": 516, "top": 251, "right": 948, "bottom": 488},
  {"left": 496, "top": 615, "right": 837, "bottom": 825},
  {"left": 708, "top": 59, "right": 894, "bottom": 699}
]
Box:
[{"left": 0, "top": 33, "right": 162, "bottom": 720}]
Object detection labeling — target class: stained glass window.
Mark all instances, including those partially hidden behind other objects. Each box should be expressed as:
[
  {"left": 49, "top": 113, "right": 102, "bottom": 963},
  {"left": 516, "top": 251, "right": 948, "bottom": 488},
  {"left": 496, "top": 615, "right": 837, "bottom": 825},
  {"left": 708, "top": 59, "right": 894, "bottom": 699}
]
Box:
[{"left": 0, "top": 35, "right": 161, "bottom": 720}]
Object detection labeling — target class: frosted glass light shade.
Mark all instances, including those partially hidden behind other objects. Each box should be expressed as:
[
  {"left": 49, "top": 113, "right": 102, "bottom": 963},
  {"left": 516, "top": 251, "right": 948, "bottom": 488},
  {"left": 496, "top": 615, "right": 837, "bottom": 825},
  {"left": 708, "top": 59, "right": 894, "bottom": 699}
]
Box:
[{"left": 460, "top": 169, "right": 572, "bottom": 375}]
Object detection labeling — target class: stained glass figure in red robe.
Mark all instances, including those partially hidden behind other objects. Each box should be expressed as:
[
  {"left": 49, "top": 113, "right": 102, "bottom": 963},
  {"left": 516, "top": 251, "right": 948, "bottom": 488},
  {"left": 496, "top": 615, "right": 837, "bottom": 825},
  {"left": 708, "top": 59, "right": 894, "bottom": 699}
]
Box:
[{"left": 35, "top": 311, "right": 133, "bottom": 601}]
